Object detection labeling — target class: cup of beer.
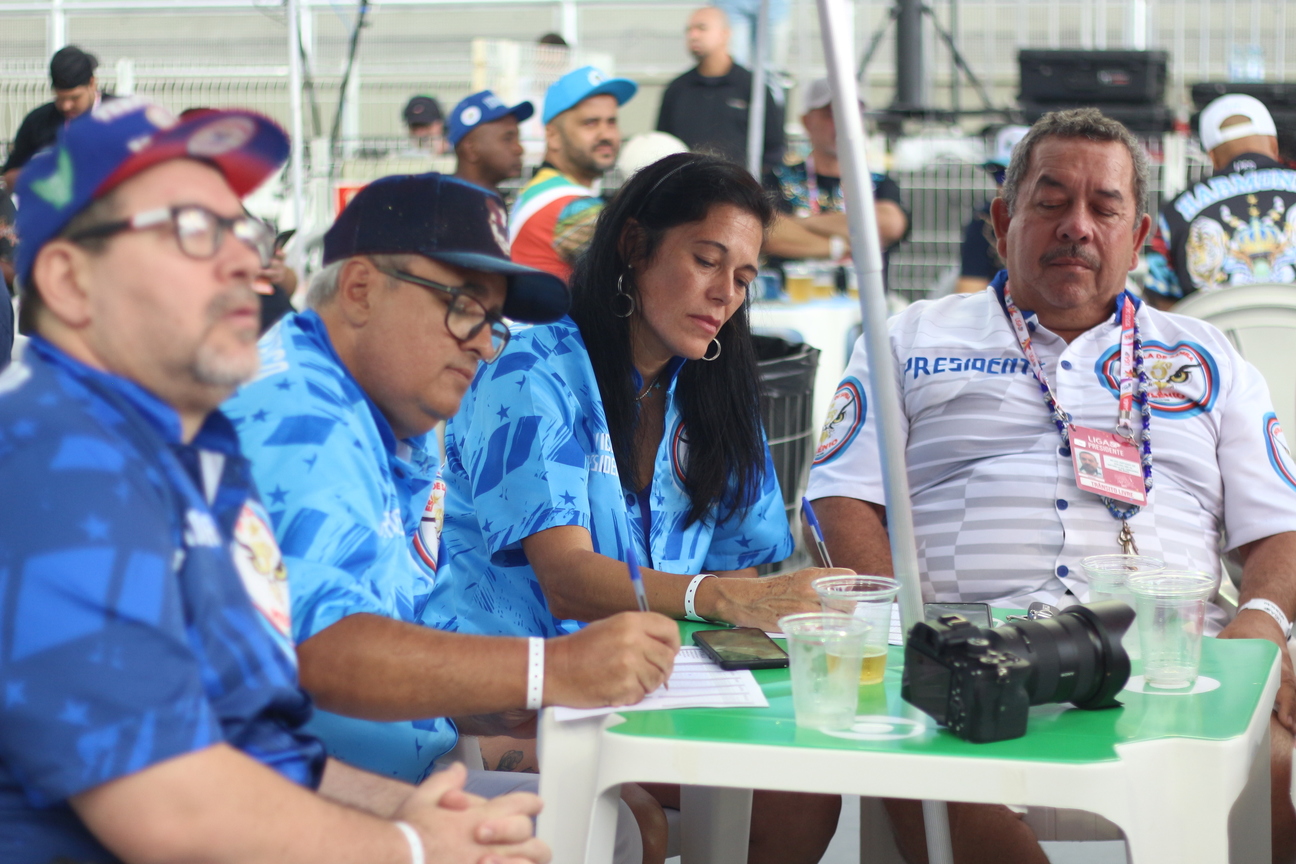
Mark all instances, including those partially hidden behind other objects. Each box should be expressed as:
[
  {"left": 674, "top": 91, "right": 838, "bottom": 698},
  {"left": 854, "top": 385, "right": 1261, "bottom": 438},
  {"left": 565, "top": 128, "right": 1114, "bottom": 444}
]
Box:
[
  {"left": 812, "top": 575, "right": 901, "bottom": 685},
  {"left": 784, "top": 262, "right": 813, "bottom": 303}
]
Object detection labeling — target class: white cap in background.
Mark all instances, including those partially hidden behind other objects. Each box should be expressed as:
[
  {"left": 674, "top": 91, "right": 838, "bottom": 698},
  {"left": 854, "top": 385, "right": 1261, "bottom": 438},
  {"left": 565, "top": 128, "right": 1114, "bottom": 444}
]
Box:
[
  {"left": 803, "top": 77, "right": 867, "bottom": 112},
  {"left": 1199, "top": 93, "right": 1278, "bottom": 152}
]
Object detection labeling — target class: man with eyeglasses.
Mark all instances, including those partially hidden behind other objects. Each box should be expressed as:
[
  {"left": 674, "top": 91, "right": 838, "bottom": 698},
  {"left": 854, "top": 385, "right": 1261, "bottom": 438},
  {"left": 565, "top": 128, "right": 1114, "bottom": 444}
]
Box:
[
  {"left": 1, "top": 100, "right": 550, "bottom": 864},
  {"left": 224, "top": 173, "right": 679, "bottom": 863}
]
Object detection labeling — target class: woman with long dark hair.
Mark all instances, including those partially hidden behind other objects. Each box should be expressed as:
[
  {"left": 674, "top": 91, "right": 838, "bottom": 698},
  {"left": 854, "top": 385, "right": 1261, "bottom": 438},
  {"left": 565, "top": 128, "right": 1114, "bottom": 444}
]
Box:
[{"left": 436, "top": 152, "right": 843, "bottom": 864}]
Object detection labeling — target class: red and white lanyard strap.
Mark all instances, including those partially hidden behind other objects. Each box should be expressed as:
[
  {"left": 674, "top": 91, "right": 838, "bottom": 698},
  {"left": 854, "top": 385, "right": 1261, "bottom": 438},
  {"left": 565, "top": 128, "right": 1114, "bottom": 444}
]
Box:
[{"left": 1002, "top": 282, "right": 1153, "bottom": 552}]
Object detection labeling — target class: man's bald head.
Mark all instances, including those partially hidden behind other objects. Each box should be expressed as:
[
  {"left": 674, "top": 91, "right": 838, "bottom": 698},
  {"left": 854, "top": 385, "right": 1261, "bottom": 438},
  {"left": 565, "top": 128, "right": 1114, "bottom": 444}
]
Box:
[{"left": 687, "top": 7, "right": 730, "bottom": 62}]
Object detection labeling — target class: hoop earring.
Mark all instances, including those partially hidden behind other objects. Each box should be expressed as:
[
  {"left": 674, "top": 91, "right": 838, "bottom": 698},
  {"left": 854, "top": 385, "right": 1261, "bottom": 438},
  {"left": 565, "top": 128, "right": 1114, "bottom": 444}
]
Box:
[
  {"left": 703, "top": 338, "right": 722, "bottom": 361},
  {"left": 612, "top": 272, "right": 636, "bottom": 318}
]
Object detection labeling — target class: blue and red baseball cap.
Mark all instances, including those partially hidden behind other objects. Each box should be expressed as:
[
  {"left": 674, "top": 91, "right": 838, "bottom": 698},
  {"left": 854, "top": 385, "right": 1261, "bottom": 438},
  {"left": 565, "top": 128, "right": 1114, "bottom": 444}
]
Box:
[
  {"left": 448, "top": 91, "right": 534, "bottom": 147},
  {"left": 323, "top": 173, "right": 568, "bottom": 324},
  {"left": 542, "top": 66, "right": 637, "bottom": 125},
  {"left": 15, "top": 96, "right": 288, "bottom": 290}
]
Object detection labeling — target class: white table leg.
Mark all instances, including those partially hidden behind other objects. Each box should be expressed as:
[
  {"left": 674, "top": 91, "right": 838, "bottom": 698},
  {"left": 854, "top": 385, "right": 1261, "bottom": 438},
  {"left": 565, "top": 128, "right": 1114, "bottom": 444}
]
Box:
[
  {"left": 680, "top": 785, "right": 753, "bottom": 864},
  {"left": 536, "top": 711, "right": 621, "bottom": 864}
]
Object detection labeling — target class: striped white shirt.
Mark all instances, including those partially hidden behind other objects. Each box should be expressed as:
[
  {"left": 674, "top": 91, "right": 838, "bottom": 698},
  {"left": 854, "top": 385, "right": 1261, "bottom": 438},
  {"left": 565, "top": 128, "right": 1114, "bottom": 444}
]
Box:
[{"left": 806, "top": 279, "right": 1296, "bottom": 610}]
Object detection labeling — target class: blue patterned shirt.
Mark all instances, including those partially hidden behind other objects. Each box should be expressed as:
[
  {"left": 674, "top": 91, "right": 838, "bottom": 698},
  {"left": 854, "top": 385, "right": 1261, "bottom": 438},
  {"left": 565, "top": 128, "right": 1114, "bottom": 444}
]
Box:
[
  {"left": 434, "top": 317, "right": 794, "bottom": 637},
  {"left": 225, "top": 311, "right": 457, "bottom": 783},
  {"left": 0, "top": 338, "right": 323, "bottom": 864}
]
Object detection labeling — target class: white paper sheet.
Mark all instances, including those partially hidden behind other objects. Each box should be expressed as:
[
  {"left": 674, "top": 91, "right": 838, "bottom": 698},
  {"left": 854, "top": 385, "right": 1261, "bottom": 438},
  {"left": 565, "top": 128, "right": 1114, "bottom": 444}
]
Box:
[{"left": 552, "top": 646, "right": 769, "bottom": 721}]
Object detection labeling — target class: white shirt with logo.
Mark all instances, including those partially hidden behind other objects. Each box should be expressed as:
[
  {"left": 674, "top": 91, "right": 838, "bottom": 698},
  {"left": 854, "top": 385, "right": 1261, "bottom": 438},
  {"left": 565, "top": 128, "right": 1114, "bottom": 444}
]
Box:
[{"left": 806, "top": 284, "right": 1296, "bottom": 609}]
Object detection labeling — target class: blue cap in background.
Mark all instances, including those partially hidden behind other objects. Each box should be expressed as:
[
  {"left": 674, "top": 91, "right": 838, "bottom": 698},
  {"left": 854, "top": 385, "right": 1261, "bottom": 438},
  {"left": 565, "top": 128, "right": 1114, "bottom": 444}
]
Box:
[
  {"left": 542, "top": 66, "right": 637, "bottom": 125},
  {"left": 323, "top": 173, "right": 568, "bottom": 324},
  {"left": 447, "top": 91, "right": 534, "bottom": 147},
  {"left": 15, "top": 96, "right": 288, "bottom": 291}
]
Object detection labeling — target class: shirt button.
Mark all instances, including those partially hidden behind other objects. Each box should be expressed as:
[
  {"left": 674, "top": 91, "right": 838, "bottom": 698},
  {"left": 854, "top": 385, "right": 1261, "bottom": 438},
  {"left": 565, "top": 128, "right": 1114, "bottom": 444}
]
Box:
[
  {"left": 1056, "top": 499, "right": 1068, "bottom": 510},
  {"left": 1059, "top": 446, "right": 1071, "bottom": 457},
  {"left": 1057, "top": 565, "right": 1069, "bottom": 577},
  {"left": 625, "top": 493, "right": 636, "bottom": 506},
  {"left": 1060, "top": 360, "right": 1073, "bottom": 370},
  {"left": 1027, "top": 322, "right": 1037, "bottom": 332}
]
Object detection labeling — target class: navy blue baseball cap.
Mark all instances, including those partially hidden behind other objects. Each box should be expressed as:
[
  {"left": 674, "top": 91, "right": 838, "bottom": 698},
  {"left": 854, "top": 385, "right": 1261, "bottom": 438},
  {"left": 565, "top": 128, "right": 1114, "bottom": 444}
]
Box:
[
  {"left": 323, "top": 173, "right": 568, "bottom": 324},
  {"left": 15, "top": 96, "right": 288, "bottom": 290},
  {"left": 448, "top": 91, "right": 534, "bottom": 147},
  {"left": 542, "top": 66, "right": 637, "bottom": 125}
]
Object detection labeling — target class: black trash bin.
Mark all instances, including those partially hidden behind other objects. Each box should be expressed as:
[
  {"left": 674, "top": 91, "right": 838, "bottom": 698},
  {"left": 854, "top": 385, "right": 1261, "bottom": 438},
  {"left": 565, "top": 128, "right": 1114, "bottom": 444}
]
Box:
[{"left": 754, "top": 334, "right": 820, "bottom": 573}]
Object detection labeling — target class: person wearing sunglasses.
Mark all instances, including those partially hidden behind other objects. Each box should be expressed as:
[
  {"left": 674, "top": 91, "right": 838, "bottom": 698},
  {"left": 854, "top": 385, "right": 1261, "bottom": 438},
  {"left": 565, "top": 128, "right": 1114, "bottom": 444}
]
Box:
[
  {"left": 225, "top": 173, "right": 679, "bottom": 864},
  {"left": 2, "top": 101, "right": 548, "bottom": 864}
]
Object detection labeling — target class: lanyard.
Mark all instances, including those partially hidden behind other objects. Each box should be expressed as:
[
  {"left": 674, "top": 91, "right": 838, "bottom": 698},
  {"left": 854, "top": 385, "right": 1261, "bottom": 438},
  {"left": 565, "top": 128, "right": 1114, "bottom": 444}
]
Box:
[{"left": 1002, "top": 282, "right": 1154, "bottom": 545}]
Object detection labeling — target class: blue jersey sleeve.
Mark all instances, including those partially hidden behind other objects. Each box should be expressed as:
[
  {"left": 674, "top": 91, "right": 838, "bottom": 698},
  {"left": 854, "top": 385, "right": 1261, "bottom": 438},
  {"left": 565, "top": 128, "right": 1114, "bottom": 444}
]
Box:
[
  {"left": 701, "top": 448, "right": 795, "bottom": 571},
  {"left": 232, "top": 410, "right": 404, "bottom": 644},
  {"left": 449, "top": 356, "right": 595, "bottom": 560},
  {"left": 0, "top": 426, "right": 222, "bottom": 807}
]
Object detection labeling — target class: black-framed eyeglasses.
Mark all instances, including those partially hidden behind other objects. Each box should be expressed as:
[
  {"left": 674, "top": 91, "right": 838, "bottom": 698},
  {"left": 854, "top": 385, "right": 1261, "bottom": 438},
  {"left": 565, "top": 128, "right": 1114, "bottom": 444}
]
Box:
[
  {"left": 68, "top": 204, "right": 275, "bottom": 268},
  {"left": 376, "top": 266, "right": 511, "bottom": 362}
]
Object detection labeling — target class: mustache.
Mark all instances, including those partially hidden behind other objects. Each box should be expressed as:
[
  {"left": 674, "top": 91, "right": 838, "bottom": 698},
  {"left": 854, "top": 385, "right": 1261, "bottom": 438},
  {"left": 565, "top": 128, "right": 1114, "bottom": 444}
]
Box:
[
  {"left": 1040, "top": 244, "right": 1101, "bottom": 270},
  {"left": 591, "top": 139, "right": 616, "bottom": 150}
]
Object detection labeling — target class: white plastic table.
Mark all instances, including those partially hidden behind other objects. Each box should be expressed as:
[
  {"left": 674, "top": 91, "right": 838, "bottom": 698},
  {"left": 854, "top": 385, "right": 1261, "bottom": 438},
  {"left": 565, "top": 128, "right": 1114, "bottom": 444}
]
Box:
[{"left": 536, "top": 623, "right": 1279, "bottom": 864}]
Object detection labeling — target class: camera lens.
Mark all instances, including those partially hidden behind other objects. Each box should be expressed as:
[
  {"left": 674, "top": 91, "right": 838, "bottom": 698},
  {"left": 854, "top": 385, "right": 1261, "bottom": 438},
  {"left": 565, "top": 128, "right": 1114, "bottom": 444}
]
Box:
[{"left": 987, "top": 601, "right": 1134, "bottom": 710}]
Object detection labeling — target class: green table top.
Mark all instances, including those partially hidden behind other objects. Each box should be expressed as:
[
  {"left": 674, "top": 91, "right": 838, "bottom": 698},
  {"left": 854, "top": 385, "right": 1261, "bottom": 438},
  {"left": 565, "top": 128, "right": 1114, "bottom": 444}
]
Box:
[{"left": 607, "top": 619, "right": 1279, "bottom": 764}]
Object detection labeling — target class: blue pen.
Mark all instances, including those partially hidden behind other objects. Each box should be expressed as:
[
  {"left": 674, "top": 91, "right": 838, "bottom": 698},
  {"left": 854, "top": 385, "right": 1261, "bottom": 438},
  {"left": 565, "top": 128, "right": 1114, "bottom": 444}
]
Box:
[
  {"left": 626, "top": 542, "right": 651, "bottom": 612},
  {"left": 801, "top": 496, "right": 834, "bottom": 568}
]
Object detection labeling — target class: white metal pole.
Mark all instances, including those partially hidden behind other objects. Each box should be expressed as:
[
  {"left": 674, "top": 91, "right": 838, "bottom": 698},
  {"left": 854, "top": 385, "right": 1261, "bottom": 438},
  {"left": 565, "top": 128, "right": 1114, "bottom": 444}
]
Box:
[
  {"left": 746, "top": 0, "right": 770, "bottom": 178},
  {"left": 287, "top": 0, "right": 306, "bottom": 235},
  {"left": 48, "top": 0, "right": 67, "bottom": 55},
  {"left": 811, "top": 0, "right": 954, "bottom": 860}
]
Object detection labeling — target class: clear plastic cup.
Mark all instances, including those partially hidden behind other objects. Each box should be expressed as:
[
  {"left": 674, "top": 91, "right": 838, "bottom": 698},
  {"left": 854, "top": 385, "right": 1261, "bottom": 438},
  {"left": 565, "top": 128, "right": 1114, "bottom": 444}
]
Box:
[
  {"left": 778, "top": 612, "right": 869, "bottom": 730},
  {"left": 1126, "top": 570, "right": 1217, "bottom": 689},
  {"left": 784, "top": 262, "right": 812, "bottom": 303},
  {"left": 812, "top": 575, "right": 900, "bottom": 685},
  {"left": 1080, "top": 554, "right": 1164, "bottom": 660}
]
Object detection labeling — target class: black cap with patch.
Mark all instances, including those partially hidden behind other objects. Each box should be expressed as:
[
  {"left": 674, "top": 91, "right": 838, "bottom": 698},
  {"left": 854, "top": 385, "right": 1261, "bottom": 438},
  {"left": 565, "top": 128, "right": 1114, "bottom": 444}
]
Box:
[{"left": 323, "top": 173, "right": 569, "bottom": 324}]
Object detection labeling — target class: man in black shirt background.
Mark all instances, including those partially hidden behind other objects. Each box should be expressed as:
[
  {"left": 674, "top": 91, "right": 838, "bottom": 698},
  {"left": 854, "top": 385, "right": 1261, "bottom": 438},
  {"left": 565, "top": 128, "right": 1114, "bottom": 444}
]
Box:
[
  {"left": 2, "top": 46, "right": 105, "bottom": 191},
  {"left": 655, "top": 6, "right": 784, "bottom": 169},
  {"left": 1145, "top": 93, "right": 1296, "bottom": 305}
]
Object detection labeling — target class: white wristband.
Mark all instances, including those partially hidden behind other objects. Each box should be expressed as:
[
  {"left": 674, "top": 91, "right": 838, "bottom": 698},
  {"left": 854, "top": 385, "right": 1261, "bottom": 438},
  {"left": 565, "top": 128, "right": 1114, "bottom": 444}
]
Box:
[
  {"left": 526, "top": 637, "right": 545, "bottom": 710},
  {"left": 1239, "top": 598, "right": 1293, "bottom": 639},
  {"left": 685, "top": 573, "right": 715, "bottom": 622},
  {"left": 828, "top": 235, "right": 846, "bottom": 262},
  {"left": 394, "top": 820, "right": 425, "bottom": 864}
]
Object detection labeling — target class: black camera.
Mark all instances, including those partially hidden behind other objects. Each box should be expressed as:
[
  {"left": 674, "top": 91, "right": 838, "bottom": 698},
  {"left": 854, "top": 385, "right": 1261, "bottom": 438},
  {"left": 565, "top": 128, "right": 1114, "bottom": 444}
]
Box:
[{"left": 901, "top": 601, "right": 1134, "bottom": 743}]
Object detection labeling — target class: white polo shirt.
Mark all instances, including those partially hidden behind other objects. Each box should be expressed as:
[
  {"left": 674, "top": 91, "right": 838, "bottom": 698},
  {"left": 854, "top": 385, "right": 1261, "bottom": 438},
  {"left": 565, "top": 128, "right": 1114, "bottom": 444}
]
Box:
[{"left": 806, "top": 278, "right": 1296, "bottom": 609}]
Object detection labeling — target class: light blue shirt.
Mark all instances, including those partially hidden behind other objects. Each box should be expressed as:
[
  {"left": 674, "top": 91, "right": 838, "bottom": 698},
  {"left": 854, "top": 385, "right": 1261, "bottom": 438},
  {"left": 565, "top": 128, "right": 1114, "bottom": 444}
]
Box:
[
  {"left": 434, "top": 316, "right": 795, "bottom": 637},
  {"left": 225, "top": 311, "right": 457, "bottom": 782}
]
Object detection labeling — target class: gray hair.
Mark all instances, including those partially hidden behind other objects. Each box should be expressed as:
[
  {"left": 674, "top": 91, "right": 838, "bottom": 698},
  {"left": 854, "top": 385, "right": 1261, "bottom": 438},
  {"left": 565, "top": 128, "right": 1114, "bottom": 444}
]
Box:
[
  {"left": 304, "top": 253, "right": 413, "bottom": 309},
  {"left": 1000, "top": 107, "right": 1151, "bottom": 222}
]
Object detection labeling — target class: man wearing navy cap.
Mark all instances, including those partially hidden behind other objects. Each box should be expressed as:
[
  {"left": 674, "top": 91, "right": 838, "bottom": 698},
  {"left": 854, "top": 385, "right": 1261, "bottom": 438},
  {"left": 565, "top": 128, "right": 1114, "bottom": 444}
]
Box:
[
  {"left": 510, "top": 65, "right": 637, "bottom": 281},
  {"left": 0, "top": 98, "right": 548, "bottom": 864},
  {"left": 2, "top": 45, "right": 112, "bottom": 191},
  {"left": 225, "top": 173, "right": 677, "bottom": 863},
  {"left": 403, "top": 95, "right": 445, "bottom": 153},
  {"left": 449, "top": 90, "right": 534, "bottom": 197}
]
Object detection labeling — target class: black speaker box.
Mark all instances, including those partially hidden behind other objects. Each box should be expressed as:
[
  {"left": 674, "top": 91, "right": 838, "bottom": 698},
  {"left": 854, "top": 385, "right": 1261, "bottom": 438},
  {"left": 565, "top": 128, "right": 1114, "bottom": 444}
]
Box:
[
  {"left": 1019, "top": 50, "right": 1168, "bottom": 105},
  {"left": 1191, "top": 81, "right": 1296, "bottom": 111},
  {"left": 1020, "top": 101, "right": 1174, "bottom": 135}
]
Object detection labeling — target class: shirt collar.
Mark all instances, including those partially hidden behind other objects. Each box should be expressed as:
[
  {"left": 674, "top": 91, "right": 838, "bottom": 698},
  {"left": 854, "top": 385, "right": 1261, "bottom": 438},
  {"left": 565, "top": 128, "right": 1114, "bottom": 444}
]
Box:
[
  {"left": 993, "top": 268, "right": 1141, "bottom": 332},
  {"left": 293, "top": 309, "right": 436, "bottom": 473},
  {"left": 30, "top": 336, "right": 243, "bottom": 453},
  {"left": 1217, "top": 152, "right": 1285, "bottom": 176}
]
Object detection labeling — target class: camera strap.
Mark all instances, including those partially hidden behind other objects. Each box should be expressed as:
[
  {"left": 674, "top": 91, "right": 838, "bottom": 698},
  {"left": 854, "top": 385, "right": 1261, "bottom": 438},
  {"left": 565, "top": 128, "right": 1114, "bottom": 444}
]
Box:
[{"left": 1002, "top": 282, "right": 1153, "bottom": 554}]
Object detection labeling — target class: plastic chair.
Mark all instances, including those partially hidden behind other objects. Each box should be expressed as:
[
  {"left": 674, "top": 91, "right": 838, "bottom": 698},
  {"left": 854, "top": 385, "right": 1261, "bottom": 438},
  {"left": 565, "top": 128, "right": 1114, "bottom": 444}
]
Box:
[{"left": 1171, "top": 284, "right": 1296, "bottom": 439}]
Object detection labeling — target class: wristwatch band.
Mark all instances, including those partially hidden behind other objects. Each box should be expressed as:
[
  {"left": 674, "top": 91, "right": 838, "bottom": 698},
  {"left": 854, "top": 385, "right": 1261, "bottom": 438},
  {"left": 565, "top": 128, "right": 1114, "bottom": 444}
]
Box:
[
  {"left": 1239, "top": 598, "right": 1293, "bottom": 639},
  {"left": 684, "top": 573, "right": 715, "bottom": 622}
]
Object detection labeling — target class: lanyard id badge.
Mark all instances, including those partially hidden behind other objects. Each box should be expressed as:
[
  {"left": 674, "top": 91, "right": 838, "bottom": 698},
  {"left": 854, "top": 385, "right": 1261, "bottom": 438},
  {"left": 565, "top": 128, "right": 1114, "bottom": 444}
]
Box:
[
  {"left": 1068, "top": 426, "right": 1146, "bottom": 506},
  {"left": 1003, "top": 282, "right": 1152, "bottom": 553}
]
